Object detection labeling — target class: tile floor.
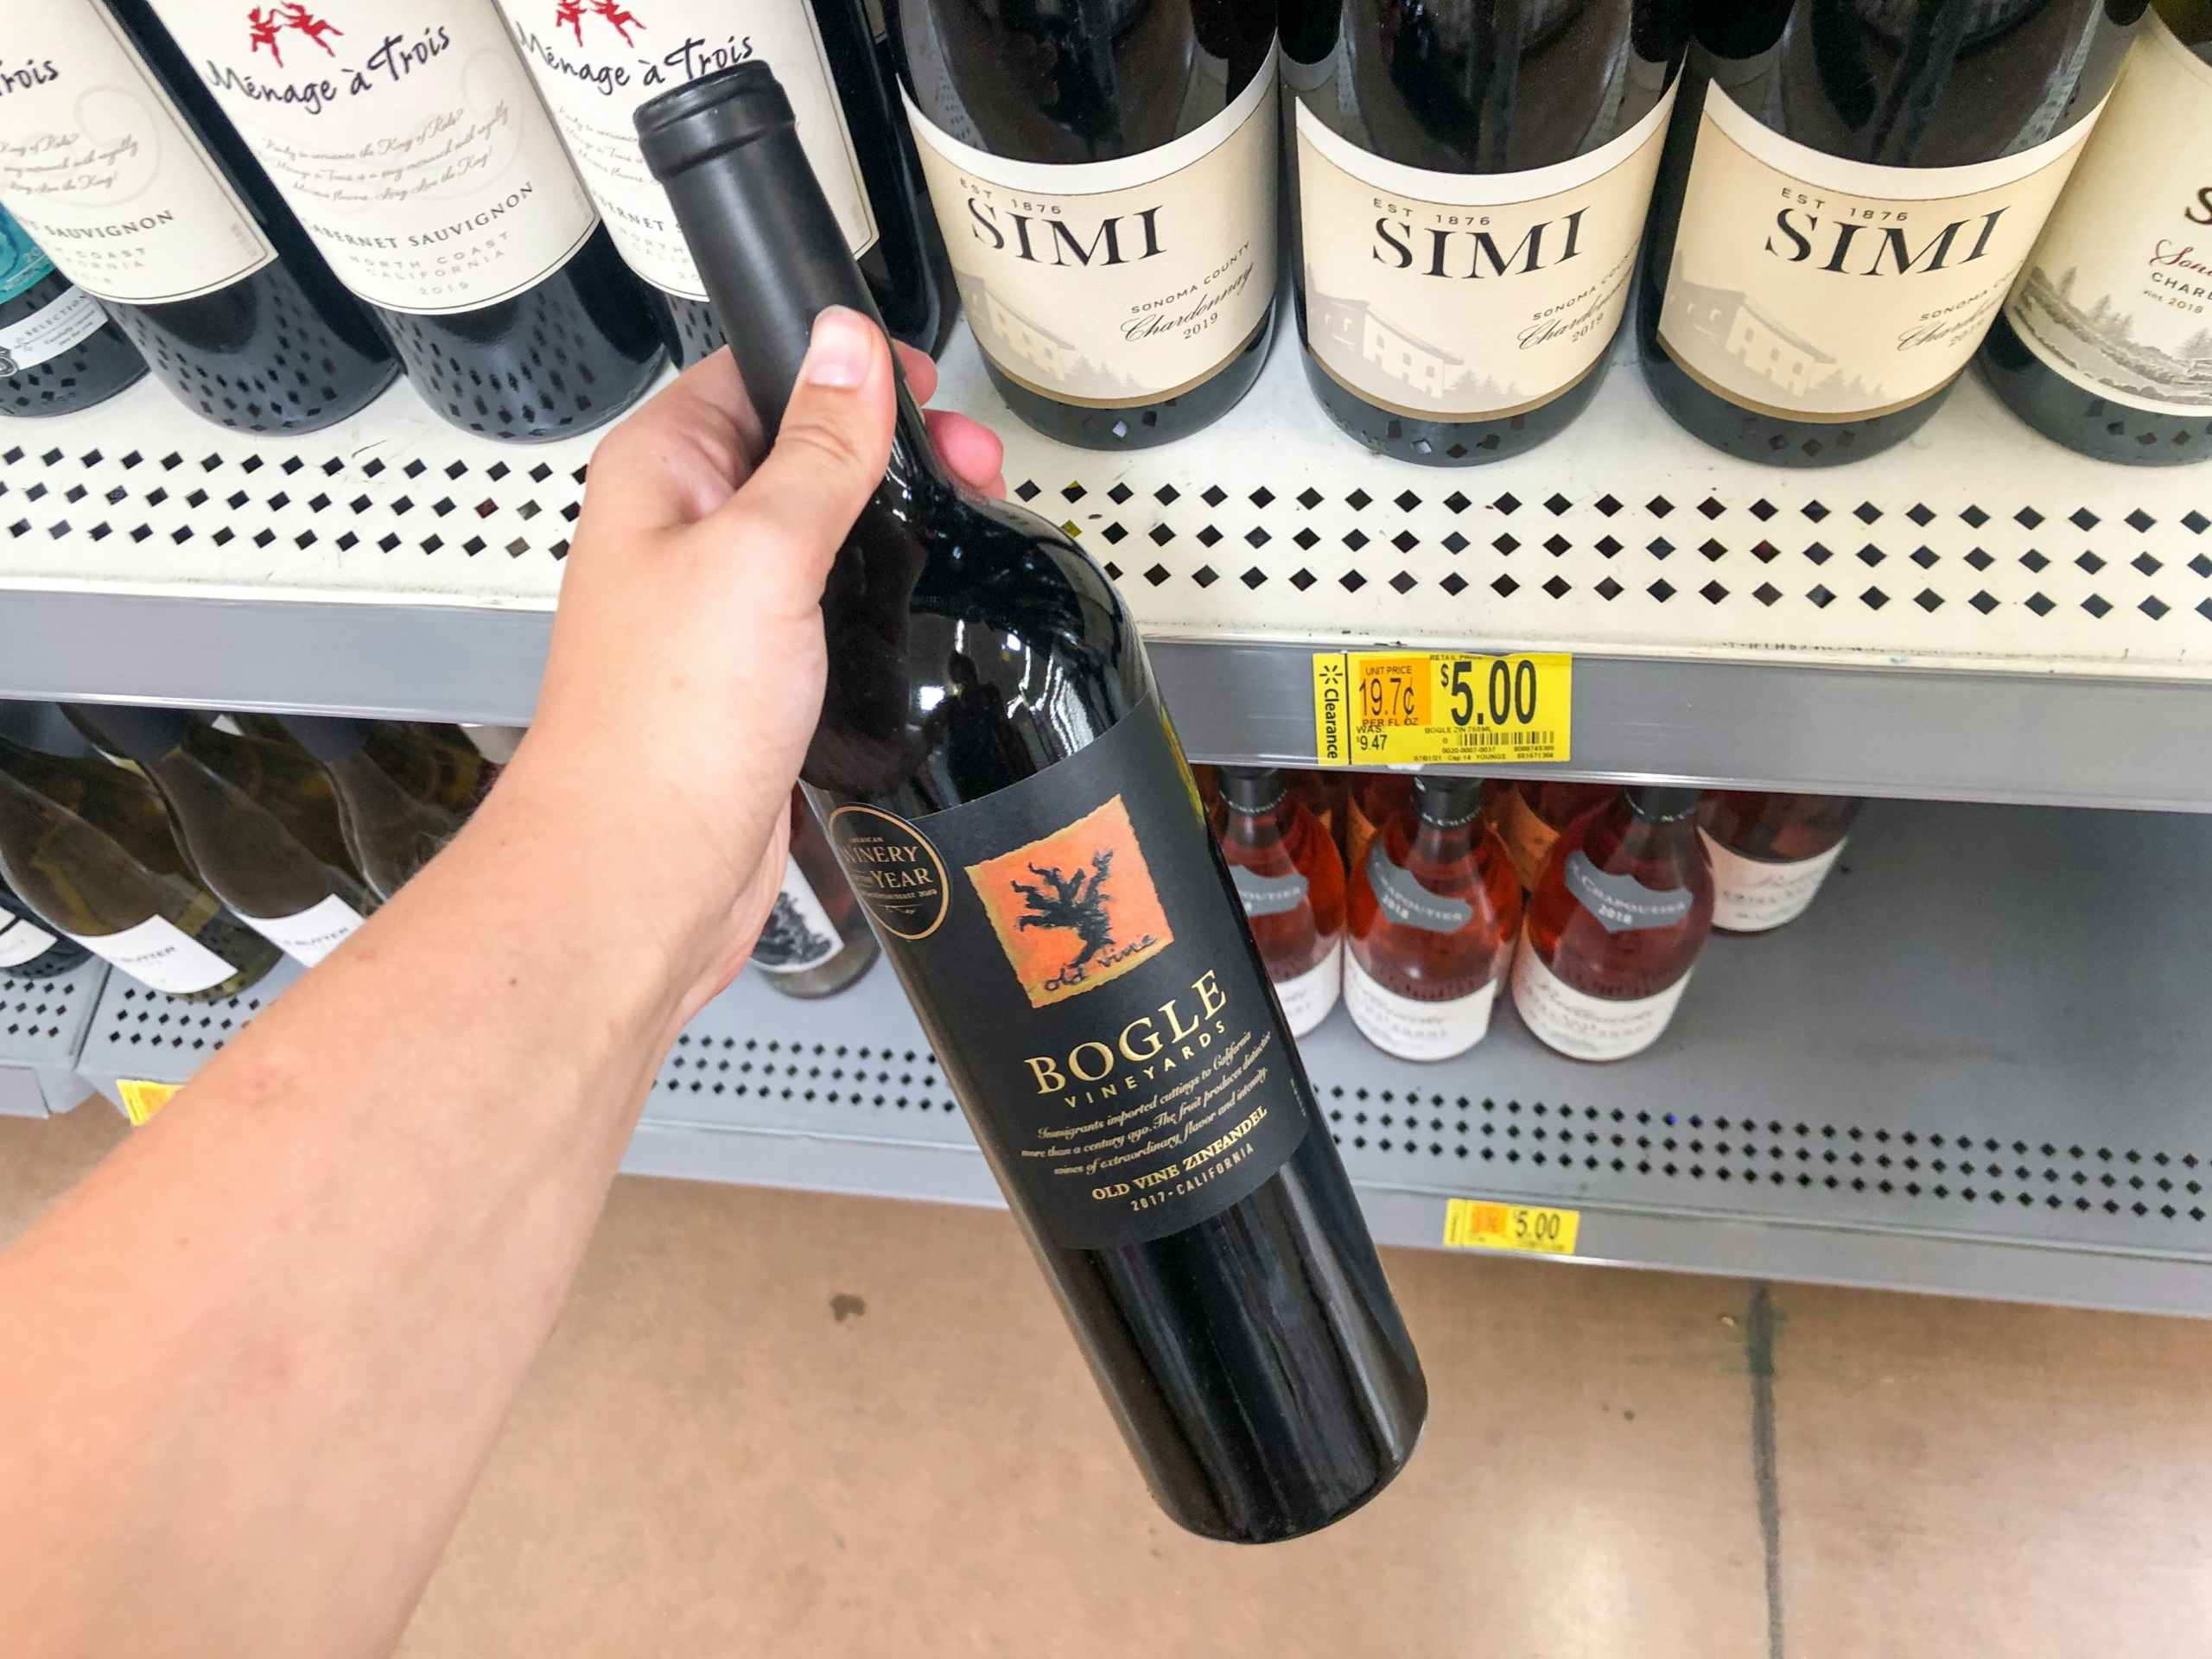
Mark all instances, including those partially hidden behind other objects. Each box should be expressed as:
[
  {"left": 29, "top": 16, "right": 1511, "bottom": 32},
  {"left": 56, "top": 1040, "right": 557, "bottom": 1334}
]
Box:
[{"left": 4, "top": 1100, "right": 2205, "bottom": 1657}]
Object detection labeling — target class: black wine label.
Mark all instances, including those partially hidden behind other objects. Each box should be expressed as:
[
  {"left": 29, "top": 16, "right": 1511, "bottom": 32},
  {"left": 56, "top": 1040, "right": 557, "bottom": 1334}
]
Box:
[
  {"left": 1563, "top": 851, "right": 1692, "bottom": 933},
  {"left": 821, "top": 697, "right": 1313, "bottom": 1249},
  {"left": 1230, "top": 864, "right": 1309, "bottom": 918},
  {"left": 1364, "top": 842, "right": 1472, "bottom": 934}
]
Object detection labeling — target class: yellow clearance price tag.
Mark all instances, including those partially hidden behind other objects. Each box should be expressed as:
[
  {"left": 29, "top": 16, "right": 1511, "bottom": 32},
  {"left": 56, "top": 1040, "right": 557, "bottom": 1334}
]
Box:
[
  {"left": 116, "top": 1078, "right": 180, "bottom": 1128},
  {"left": 1312, "top": 650, "right": 1571, "bottom": 766},
  {"left": 1442, "top": 1198, "right": 1580, "bottom": 1256}
]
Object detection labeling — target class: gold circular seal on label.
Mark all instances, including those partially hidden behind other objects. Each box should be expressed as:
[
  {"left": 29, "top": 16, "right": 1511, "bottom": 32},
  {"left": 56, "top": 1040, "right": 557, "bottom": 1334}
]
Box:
[{"left": 824, "top": 804, "right": 951, "bottom": 942}]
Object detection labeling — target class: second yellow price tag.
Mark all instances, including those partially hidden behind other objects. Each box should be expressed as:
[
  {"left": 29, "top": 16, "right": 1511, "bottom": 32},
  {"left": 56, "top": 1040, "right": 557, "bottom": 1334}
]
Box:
[
  {"left": 1313, "top": 651, "right": 1571, "bottom": 766},
  {"left": 1442, "top": 1198, "right": 1581, "bottom": 1256}
]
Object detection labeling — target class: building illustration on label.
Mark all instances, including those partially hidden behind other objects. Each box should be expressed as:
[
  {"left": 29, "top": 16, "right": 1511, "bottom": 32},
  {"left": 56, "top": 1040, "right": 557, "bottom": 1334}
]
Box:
[
  {"left": 2011, "top": 263, "right": 2212, "bottom": 409},
  {"left": 1306, "top": 269, "right": 1523, "bottom": 413},
  {"left": 954, "top": 272, "right": 1160, "bottom": 406},
  {"left": 1662, "top": 247, "right": 1879, "bottom": 415},
  {"left": 967, "top": 796, "right": 1173, "bottom": 1007},
  {"left": 753, "top": 891, "right": 833, "bottom": 970}
]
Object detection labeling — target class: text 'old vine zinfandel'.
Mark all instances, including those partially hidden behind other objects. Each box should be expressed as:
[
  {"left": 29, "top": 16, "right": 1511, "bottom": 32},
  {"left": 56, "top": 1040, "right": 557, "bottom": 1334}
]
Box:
[{"left": 638, "top": 64, "right": 1426, "bottom": 1542}]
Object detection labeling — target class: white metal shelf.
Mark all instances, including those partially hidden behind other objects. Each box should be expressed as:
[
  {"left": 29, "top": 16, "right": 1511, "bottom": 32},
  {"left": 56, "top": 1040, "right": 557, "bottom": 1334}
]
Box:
[
  {"left": 2, "top": 317, "right": 2209, "bottom": 804},
  {"left": 62, "top": 800, "right": 2212, "bottom": 1319}
]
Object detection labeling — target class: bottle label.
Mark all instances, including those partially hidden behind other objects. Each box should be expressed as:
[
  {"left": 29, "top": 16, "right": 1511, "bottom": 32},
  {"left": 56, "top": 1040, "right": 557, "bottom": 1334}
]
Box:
[
  {"left": 0, "top": 3, "right": 278, "bottom": 306},
  {"left": 498, "top": 0, "right": 879, "bottom": 302},
  {"left": 1699, "top": 830, "right": 1846, "bottom": 934},
  {"left": 2002, "top": 16, "right": 2212, "bottom": 417},
  {"left": 901, "top": 53, "right": 1278, "bottom": 409},
  {"left": 752, "top": 861, "right": 847, "bottom": 976},
  {"left": 1656, "top": 79, "right": 2105, "bottom": 423},
  {"left": 1562, "top": 850, "right": 1693, "bottom": 933},
  {"left": 821, "top": 696, "right": 1312, "bottom": 1250},
  {"left": 0, "top": 208, "right": 55, "bottom": 303},
  {"left": 1271, "top": 939, "right": 1341, "bottom": 1039},
  {"left": 1345, "top": 950, "right": 1497, "bottom": 1061},
  {"left": 0, "top": 283, "right": 106, "bottom": 376},
  {"left": 1229, "top": 862, "right": 1309, "bottom": 918},
  {"left": 1364, "top": 841, "right": 1471, "bottom": 933},
  {"left": 0, "top": 911, "right": 62, "bottom": 969},
  {"left": 239, "top": 892, "right": 364, "bottom": 966},
  {"left": 1294, "top": 84, "right": 1675, "bottom": 420},
  {"left": 62, "top": 912, "right": 238, "bottom": 995},
  {"left": 1511, "top": 939, "right": 1689, "bottom": 1061},
  {"left": 157, "top": 0, "right": 600, "bottom": 315}
]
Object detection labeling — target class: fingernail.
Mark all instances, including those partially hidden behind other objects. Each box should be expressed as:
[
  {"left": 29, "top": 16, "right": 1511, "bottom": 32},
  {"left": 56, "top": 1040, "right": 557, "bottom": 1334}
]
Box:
[{"left": 801, "top": 307, "right": 874, "bottom": 388}]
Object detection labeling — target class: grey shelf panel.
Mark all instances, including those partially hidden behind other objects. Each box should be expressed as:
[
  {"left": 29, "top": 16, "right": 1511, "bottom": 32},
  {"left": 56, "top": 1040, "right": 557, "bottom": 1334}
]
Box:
[
  {"left": 4, "top": 325, "right": 2212, "bottom": 806},
  {"left": 76, "top": 960, "right": 304, "bottom": 1113},
  {"left": 56, "top": 801, "right": 2212, "bottom": 1316},
  {"left": 0, "top": 957, "right": 107, "bottom": 1116}
]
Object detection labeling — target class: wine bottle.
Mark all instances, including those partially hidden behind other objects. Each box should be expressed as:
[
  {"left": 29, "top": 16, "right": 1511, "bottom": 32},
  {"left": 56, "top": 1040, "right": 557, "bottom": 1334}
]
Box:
[
  {"left": 754, "top": 791, "right": 879, "bottom": 997},
  {"left": 0, "top": 878, "right": 92, "bottom": 981},
  {"left": 494, "top": 0, "right": 953, "bottom": 367},
  {"left": 0, "top": 206, "right": 146, "bottom": 416},
  {"left": 1286, "top": 0, "right": 1688, "bottom": 464},
  {"left": 1980, "top": 3, "right": 2212, "bottom": 464},
  {"left": 1344, "top": 772, "right": 1413, "bottom": 878},
  {"left": 0, "top": 703, "right": 279, "bottom": 1000},
  {"left": 1635, "top": 0, "right": 2140, "bottom": 466},
  {"left": 1215, "top": 768, "right": 1345, "bottom": 1039},
  {"left": 275, "top": 718, "right": 491, "bottom": 901},
  {"left": 1346, "top": 776, "right": 1522, "bottom": 1061},
  {"left": 0, "top": 0, "right": 397, "bottom": 435},
  {"left": 893, "top": 0, "right": 1280, "bottom": 448},
  {"left": 1697, "top": 790, "right": 1859, "bottom": 934},
  {"left": 68, "top": 707, "right": 372, "bottom": 968},
  {"left": 1513, "top": 785, "right": 1711, "bottom": 1060},
  {"left": 143, "top": 0, "right": 665, "bottom": 442},
  {"left": 1492, "top": 779, "right": 1612, "bottom": 890},
  {"left": 639, "top": 64, "right": 1426, "bottom": 1542}
]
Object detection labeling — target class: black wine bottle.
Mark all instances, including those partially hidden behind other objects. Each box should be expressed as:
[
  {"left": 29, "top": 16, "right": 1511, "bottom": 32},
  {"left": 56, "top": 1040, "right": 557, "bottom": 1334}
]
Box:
[
  {"left": 143, "top": 0, "right": 665, "bottom": 443},
  {"left": 0, "top": 877, "right": 92, "bottom": 981},
  {"left": 0, "top": 0, "right": 397, "bottom": 435},
  {"left": 69, "top": 707, "right": 373, "bottom": 969},
  {"left": 893, "top": 0, "right": 1280, "bottom": 448},
  {"left": 497, "top": 0, "right": 954, "bottom": 367},
  {"left": 0, "top": 702, "right": 280, "bottom": 1000},
  {"left": 1979, "top": 2, "right": 2212, "bottom": 464},
  {"left": 1635, "top": 0, "right": 2141, "bottom": 467},
  {"left": 1285, "top": 0, "right": 1688, "bottom": 464},
  {"left": 0, "top": 206, "right": 146, "bottom": 416},
  {"left": 276, "top": 717, "right": 489, "bottom": 901},
  {"left": 639, "top": 65, "right": 1426, "bottom": 1542}
]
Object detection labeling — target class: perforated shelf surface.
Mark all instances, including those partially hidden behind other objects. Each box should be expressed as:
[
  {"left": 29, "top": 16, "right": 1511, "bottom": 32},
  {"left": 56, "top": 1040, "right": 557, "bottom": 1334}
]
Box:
[
  {"left": 3, "top": 322, "right": 2210, "bottom": 807},
  {"left": 75, "top": 960, "right": 303, "bottom": 1112},
  {"left": 0, "top": 956, "right": 106, "bottom": 1116}
]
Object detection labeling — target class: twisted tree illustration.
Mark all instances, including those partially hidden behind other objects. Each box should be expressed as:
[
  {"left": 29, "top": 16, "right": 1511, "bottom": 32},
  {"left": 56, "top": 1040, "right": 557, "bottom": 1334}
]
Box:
[{"left": 1011, "top": 849, "right": 1116, "bottom": 976}]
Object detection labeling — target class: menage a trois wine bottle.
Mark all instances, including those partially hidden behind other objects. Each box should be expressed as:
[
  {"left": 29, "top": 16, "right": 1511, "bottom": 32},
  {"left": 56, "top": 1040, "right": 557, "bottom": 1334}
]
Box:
[
  {"left": 639, "top": 63, "right": 1426, "bottom": 1543},
  {"left": 496, "top": 0, "right": 954, "bottom": 367},
  {"left": 1980, "top": 2, "right": 2212, "bottom": 464},
  {"left": 69, "top": 707, "right": 373, "bottom": 969},
  {"left": 276, "top": 717, "right": 492, "bottom": 902},
  {"left": 0, "top": 0, "right": 396, "bottom": 435},
  {"left": 0, "top": 878, "right": 92, "bottom": 981},
  {"left": 1697, "top": 790, "right": 1859, "bottom": 934},
  {"left": 0, "top": 702, "right": 280, "bottom": 1000},
  {"left": 1215, "top": 768, "right": 1345, "bottom": 1038},
  {"left": 0, "top": 206, "right": 146, "bottom": 417},
  {"left": 895, "top": 0, "right": 1280, "bottom": 448},
  {"left": 1635, "top": 0, "right": 2142, "bottom": 467},
  {"left": 1513, "top": 785, "right": 1711, "bottom": 1060},
  {"left": 1285, "top": 0, "right": 1688, "bottom": 465},
  {"left": 1347, "top": 776, "right": 1522, "bottom": 1061},
  {"left": 143, "top": 0, "right": 664, "bottom": 442},
  {"left": 754, "top": 791, "right": 878, "bottom": 997}
]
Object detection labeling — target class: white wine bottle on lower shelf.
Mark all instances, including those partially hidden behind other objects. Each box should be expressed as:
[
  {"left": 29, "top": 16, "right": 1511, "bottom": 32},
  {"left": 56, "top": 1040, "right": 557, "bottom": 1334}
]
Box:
[
  {"left": 0, "top": 702, "right": 279, "bottom": 1000},
  {"left": 275, "top": 718, "right": 492, "bottom": 903},
  {"left": 69, "top": 706, "right": 373, "bottom": 969}
]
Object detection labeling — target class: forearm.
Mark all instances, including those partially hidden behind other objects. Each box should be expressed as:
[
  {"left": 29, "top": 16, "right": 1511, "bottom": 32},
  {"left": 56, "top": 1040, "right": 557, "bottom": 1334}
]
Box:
[{"left": 0, "top": 766, "right": 707, "bottom": 1658}]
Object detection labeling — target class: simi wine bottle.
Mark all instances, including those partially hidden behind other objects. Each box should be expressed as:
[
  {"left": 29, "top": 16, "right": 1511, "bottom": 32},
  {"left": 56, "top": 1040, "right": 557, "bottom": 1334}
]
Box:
[
  {"left": 1215, "top": 767, "right": 1346, "bottom": 1039},
  {"left": 0, "top": 0, "right": 397, "bottom": 434},
  {"left": 0, "top": 878, "right": 92, "bottom": 981},
  {"left": 144, "top": 0, "right": 665, "bottom": 442},
  {"left": 639, "top": 64, "right": 1426, "bottom": 1542},
  {"left": 0, "top": 207, "right": 145, "bottom": 416},
  {"left": 1286, "top": 0, "right": 1688, "bottom": 464},
  {"left": 276, "top": 717, "right": 492, "bottom": 901},
  {"left": 1980, "top": 1, "right": 2212, "bottom": 464},
  {"left": 1636, "top": 0, "right": 2142, "bottom": 466},
  {"left": 0, "top": 702, "right": 280, "bottom": 1000},
  {"left": 69, "top": 707, "right": 373, "bottom": 968},
  {"left": 497, "top": 0, "right": 954, "bottom": 366},
  {"left": 895, "top": 0, "right": 1280, "bottom": 448},
  {"left": 754, "top": 791, "right": 879, "bottom": 997}
]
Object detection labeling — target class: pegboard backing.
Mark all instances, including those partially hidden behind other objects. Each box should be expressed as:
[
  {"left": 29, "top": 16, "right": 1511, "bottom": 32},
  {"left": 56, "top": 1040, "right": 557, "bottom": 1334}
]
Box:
[
  {"left": 0, "top": 957, "right": 106, "bottom": 1116},
  {"left": 75, "top": 960, "right": 303, "bottom": 1111}
]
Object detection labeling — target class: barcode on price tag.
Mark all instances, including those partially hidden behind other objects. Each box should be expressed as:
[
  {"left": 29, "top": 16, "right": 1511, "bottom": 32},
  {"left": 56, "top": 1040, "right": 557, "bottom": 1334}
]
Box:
[
  {"left": 1312, "top": 651, "right": 1571, "bottom": 766},
  {"left": 1442, "top": 1198, "right": 1580, "bottom": 1255}
]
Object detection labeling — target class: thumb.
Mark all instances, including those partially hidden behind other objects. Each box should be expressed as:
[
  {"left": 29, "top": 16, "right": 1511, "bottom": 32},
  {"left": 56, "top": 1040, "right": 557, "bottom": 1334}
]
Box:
[{"left": 710, "top": 307, "right": 895, "bottom": 607}]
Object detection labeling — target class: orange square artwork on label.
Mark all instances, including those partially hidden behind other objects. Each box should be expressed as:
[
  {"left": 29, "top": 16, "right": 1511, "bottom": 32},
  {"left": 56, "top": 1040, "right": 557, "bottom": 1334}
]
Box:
[{"left": 965, "top": 795, "right": 1174, "bottom": 1008}]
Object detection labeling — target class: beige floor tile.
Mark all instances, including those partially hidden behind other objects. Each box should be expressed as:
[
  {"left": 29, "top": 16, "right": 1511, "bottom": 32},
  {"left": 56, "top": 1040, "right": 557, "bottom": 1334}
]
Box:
[{"left": 0, "top": 1099, "right": 124, "bottom": 1250}]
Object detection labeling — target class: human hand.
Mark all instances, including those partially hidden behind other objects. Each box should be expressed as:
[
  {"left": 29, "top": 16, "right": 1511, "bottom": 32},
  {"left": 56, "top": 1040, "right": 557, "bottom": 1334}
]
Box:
[{"left": 503, "top": 310, "right": 1007, "bottom": 1016}]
